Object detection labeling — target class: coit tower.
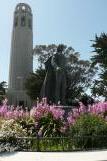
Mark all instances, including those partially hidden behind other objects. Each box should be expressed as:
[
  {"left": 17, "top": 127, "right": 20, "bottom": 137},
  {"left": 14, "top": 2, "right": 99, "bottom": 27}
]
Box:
[{"left": 8, "top": 3, "right": 33, "bottom": 107}]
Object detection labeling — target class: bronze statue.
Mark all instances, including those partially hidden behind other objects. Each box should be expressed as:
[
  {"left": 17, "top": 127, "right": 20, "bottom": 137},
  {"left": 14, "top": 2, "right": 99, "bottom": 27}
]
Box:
[{"left": 40, "top": 45, "right": 67, "bottom": 105}]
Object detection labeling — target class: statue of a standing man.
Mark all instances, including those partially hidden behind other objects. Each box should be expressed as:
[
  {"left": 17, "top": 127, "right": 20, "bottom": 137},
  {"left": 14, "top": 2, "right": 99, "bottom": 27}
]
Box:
[
  {"left": 40, "top": 44, "right": 67, "bottom": 105},
  {"left": 51, "top": 45, "right": 66, "bottom": 104}
]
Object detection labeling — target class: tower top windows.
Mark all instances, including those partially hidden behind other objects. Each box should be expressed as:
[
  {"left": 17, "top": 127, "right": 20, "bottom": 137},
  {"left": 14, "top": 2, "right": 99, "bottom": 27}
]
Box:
[
  {"left": 14, "top": 3, "right": 32, "bottom": 29},
  {"left": 15, "top": 3, "right": 32, "bottom": 13},
  {"left": 22, "top": 6, "right": 26, "bottom": 11}
]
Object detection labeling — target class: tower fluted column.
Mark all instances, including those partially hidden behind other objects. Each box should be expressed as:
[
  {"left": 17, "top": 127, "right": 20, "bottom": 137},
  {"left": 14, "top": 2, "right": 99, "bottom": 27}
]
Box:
[{"left": 8, "top": 3, "right": 33, "bottom": 107}]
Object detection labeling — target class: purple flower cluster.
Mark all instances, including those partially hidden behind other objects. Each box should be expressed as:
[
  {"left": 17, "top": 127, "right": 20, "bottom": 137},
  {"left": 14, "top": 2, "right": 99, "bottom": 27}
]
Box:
[
  {"left": 31, "top": 101, "right": 65, "bottom": 121},
  {"left": 0, "top": 105, "right": 29, "bottom": 120},
  {"left": 89, "top": 102, "right": 107, "bottom": 114},
  {"left": 67, "top": 102, "right": 107, "bottom": 125},
  {"left": 0, "top": 98, "right": 65, "bottom": 123},
  {"left": 50, "top": 106, "right": 65, "bottom": 120},
  {"left": 1, "top": 98, "right": 107, "bottom": 132}
]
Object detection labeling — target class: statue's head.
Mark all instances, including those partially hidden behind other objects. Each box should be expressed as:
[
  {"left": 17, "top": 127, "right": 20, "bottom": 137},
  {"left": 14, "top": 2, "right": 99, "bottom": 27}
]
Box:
[{"left": 57, "top": 44, "right": 65, "bottom": 53}]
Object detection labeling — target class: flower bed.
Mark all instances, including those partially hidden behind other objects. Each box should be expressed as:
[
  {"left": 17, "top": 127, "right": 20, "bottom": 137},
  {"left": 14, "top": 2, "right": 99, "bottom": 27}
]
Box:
[{"left": 1, "top": 98, "right": 107, "bottom": 151}]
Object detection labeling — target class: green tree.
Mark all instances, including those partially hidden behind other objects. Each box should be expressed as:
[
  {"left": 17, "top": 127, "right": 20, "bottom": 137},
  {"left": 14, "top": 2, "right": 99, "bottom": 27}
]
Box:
[
  {"left": 0, "top": 81, "right": 6, "bottom": 104},
  {"left": 91, "top": 33, "right": 107, "bottom": 99},
  {"left": 25, "top": 44, "right": 96, "bottom": 104},
  {"left": 66, "top": 54, "right": 96, "bottom": 104},
  {"left": 91, "top": 33, "right": 107, "bottom": 67},
  {"left": 25, "top": 68, "right": 46, "bottom": 100}
]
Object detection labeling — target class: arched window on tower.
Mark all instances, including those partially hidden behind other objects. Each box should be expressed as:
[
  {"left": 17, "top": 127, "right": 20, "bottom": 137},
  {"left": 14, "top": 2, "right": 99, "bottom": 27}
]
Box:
[
  {"left": 22, "top": 6, "right": 26, "bottom": 11},
  {"left": 14, "top": 17, "right": 18, "bottom": 27},
  {"left": 28, "top": 19, "right": 32, "bottom": 29},
  {"left": 21, "top": 16, "right": 26, "bottom": 26}
]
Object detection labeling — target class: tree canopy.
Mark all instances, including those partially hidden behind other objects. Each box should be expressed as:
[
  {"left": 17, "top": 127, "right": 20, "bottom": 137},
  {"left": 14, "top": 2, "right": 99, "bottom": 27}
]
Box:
[
  {"left": 0, "top": 81, "right": 7, "bottom": 104},
  {"left": 91, "top": 33, "right": 107, "bottom": 99},
  {"left": 25, "top": 44, "right": 96, "bottom": 105}
]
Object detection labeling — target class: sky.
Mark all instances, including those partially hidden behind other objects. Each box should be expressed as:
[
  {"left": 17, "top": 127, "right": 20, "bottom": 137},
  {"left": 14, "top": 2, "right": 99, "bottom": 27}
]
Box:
[{"left": 0, "top": 0, "right": 107, "bottom": 83}]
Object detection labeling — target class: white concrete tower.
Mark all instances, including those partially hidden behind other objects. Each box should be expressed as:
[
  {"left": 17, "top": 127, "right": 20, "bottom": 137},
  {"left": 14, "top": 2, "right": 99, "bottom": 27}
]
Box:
[{"left": 8, "top": 3, "right": 33, "bottom": 107}]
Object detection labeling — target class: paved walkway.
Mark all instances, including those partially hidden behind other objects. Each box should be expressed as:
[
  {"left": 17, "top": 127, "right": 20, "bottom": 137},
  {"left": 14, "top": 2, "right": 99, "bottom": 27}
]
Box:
[{"left": 0, "top": 151, "right": 107, "bottom": 161}]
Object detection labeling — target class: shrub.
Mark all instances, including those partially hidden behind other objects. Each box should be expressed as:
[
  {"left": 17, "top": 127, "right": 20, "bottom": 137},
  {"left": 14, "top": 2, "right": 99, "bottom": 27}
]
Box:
[
  {"left": 1, "top": 98, "right": 107, "bottom": 151},
  {"left": 16, "top": 116, "right": 36, "bottom": 137},
  {"left": 31, "top": 100, "right": 67, "bottom": 137},
  {"left": 0, "top": 119, "right": 28, "bottom": 152},
  {"left": 70, "top": 114, "right": 107, "bottom": 149}
]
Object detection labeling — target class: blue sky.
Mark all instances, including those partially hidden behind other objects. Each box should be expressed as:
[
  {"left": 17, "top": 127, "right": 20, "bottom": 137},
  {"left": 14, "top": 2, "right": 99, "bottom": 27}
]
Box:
[{"left": 0, "top": 0, "right": 107, "bottom": 83}]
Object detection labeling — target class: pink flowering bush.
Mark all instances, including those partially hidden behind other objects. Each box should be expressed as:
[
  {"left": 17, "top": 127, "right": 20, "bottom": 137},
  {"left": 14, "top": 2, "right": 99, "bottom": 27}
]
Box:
[
  {"left": 1, "top": 98, "right": 107, "bottom": 151},
  {"left": 31, "top": 98, "right": 67, "bottom": 137},
  {"left": 67, "top": 101, "right": 107, "bottom": 126},
  {"left": 67, "top": 102, "right": 107, "bottom": 148},
  {"left": 0, "top": 98, "right": 68, "bottom": 137},
  {"left": 1, "top": 98, "right": 107, "bottom": 138}
]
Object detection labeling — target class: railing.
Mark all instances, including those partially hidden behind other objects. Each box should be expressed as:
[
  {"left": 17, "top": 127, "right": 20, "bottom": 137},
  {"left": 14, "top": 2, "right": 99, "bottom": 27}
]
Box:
[{"left": 1, "top": 136, "right": 107, "bottom": 152}]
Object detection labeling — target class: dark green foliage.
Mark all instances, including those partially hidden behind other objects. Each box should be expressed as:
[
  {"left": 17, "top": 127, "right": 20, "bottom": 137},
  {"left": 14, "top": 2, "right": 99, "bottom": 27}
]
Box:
[
  {"left": 0, "top": 81, "right": 7, "bottom": 104},
  {"left": 36, "top": 113, "right": 65, "bottom": 137},
  {"left": 66, "top": 58, "right": 96, "bottom": 105},
  {"left": 91, "top": 33, "right": 107, "bottom": 99},
  {"left": 25, "top": 68, "right": 46, "bottom": 100},
  {"left": 70, "top": 114, "right": 107, "bottom": 149},
  {"left": 91, "top": 33, "right": 107, "bottom": 68},
  {"left": 71, "top": 114, "right": 107, "bottom": 135},
  {"left": 26, "top": 44, "right": 96, "bottom": 104},
  {"left": 80, "top": 94, "right": 94, "bottom": 106}
]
